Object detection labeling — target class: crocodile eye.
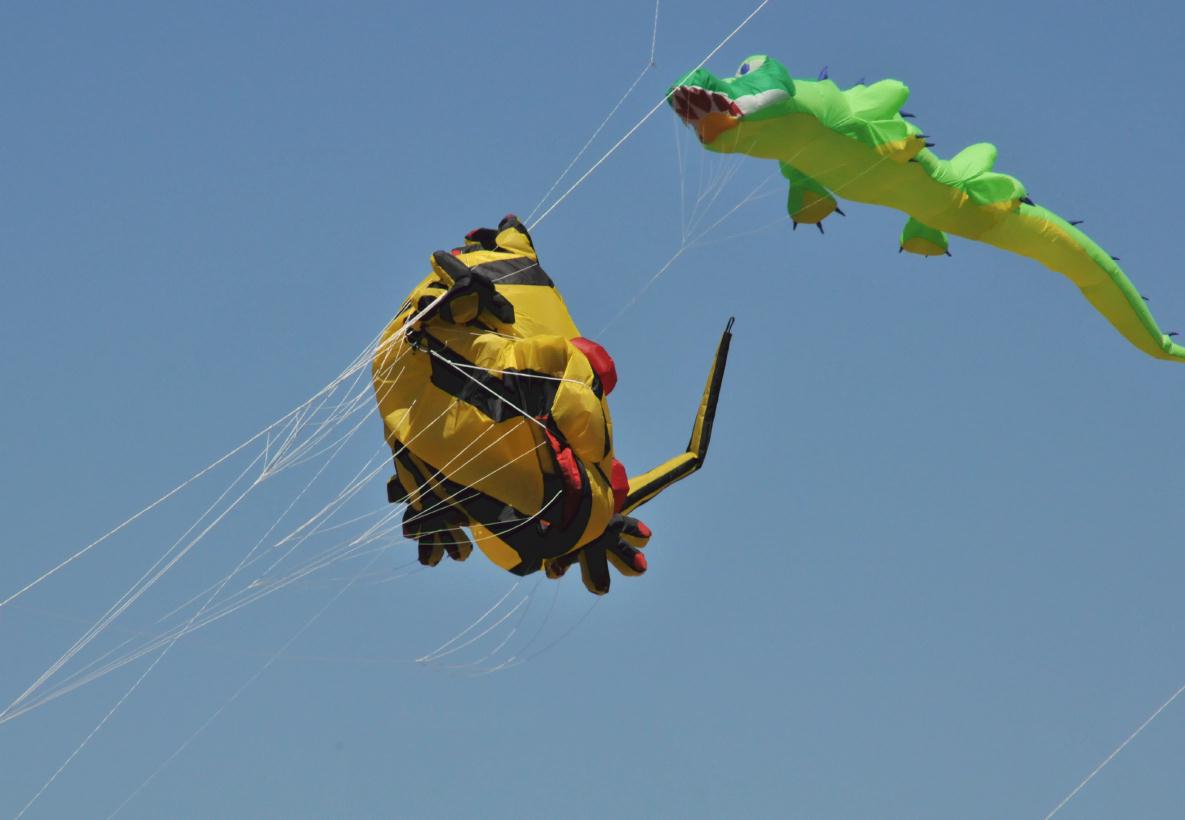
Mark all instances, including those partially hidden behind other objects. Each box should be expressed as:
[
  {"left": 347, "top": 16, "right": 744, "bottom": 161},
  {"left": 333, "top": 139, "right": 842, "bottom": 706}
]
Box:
[{"left": 735, "top": 55, "right": 766, "bottom": 77}]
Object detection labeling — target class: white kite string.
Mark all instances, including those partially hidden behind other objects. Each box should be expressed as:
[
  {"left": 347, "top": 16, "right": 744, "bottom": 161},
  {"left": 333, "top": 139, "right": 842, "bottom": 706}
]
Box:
[
  {"left": 438, "top": 576, "right": 544, "bottom": 672},
  {"left": 0, "top": 326, "right": 391, "bottom": 611},
  {"left": 3, "top": 0, "right": 753, "bottom": 621},
  {"left": 1, "top": 346, "right": 421, "bottom": 724},
  {"left": 416, "top": 582, "right": 522, "bottom": 663},
  {"left": 525, "top": 0, "right": 663, "bottom": 225},
  {"left": 528, "top": 0, "right": 771, "bottom": 230},
  {"left": 5, "top": 429, "right": 558, "bottom": 724},
  {"left": 12, "top": 4, "right": 782, "bottom": 810},
  {"left": 1043, "top": 678, "right": 1185, "bottom": 819},
  {"left": 649, "top": 0, "right": 661, "bottom": 65},
  {"left": 525, "top": 64, "right": 654, "bottom": 225},
  {"left": 10, "top": 101, "right": 787, "bottom": 728},
  {"left": 105, "top": 549, "right": 391, "bottom": 819},
  {"left": 5, "top": 361, "right": 422, "bottom": 725}
]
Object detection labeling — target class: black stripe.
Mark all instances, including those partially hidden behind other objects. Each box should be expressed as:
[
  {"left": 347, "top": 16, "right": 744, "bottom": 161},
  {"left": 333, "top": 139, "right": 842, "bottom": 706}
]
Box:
[
  {"left": 424, "top": 333, "right": 558, "bottom": 422},
  {"left": 600, "top": 404, "right": 611, "bottom": 459},
  {"left": 464, "top": 228, "right": 499, "bottom": 250},
  {"left": 622, "top": 456, "right": 700, "bottom": 511},
  {"left": 427, "top": 462, "right": 593, "bottom": 575},
  {"left": 473, "top": 257, "right": 554, "bottom": 287},
  {"left": 386, "top": 475, "right": 407, "bottom": 504},
  {"left": 622, "top": 319, "right": 734, "bottom": 511},
  {"left": 393, "top": 450, "right": 431, "bottom": 506},
  {"left": 688, "top": 320, "right": 733, "bottom": 460}
]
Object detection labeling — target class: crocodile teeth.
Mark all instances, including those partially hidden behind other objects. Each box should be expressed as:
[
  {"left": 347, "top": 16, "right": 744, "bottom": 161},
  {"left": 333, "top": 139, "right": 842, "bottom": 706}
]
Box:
[{"left": 669, "top": 86, "right": 742, "bottom": 124}]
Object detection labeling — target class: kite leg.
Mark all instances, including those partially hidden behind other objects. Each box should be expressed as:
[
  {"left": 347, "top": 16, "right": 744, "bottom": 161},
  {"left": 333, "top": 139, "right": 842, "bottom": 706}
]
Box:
[
  {"left": 622, "top": 318, "right": 734, "bottom": 514},
  {"left": 780, "top": 163, "right": 844, "bottom": 232},
  {"left": 899, "top": 217, "right": 950, "bottom": 257}
]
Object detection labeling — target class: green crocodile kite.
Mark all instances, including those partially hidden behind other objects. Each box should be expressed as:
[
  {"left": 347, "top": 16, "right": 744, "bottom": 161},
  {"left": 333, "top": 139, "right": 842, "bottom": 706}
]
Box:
[{"left": 669, "top": 55, "right": 1184, "bottom": 362}]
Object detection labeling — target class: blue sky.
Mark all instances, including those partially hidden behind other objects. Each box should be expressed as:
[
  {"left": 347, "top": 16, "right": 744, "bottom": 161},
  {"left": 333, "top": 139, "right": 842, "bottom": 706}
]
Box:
[{"left": 4, "top": 1, "right": 1185, "bottom": 817}]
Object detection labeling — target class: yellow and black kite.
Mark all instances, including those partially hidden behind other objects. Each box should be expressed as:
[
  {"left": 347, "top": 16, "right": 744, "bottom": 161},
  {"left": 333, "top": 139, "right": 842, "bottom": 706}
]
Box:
[{"left": 372, "top": 215, "right": 732, "bottom": 594}]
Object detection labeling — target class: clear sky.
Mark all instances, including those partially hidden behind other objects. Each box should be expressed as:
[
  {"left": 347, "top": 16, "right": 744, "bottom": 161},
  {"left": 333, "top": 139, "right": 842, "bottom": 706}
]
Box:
[{"left": 4, "top": 1, "right": 1185, "bottom": 818}]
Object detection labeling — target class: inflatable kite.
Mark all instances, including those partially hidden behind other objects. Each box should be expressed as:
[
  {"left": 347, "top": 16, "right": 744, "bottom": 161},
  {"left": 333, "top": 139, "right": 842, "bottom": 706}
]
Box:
[
  {"left": 371, "top": 215, "right": 732, "bottom": 594},
  {"left": 669, "top": 55, "right": 1184, "bottom": 362}
]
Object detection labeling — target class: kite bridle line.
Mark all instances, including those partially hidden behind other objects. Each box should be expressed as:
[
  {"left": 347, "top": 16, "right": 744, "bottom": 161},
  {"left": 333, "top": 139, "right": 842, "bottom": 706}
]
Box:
[
  {"left": 12, "top": 3, "right": 781, "bottom": 812},
  {"left": 528, "top": 0, "right": 771, "bottom": 231}
]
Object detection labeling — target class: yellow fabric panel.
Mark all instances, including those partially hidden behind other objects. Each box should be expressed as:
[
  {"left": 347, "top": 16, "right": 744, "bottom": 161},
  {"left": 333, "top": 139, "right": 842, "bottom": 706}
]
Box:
[
  {"left": 624, "top": 452, "right": 698, "bottom": 513},
  {"left": 552, "top": 361, "right": 612, "bottom": 466},
  {"left": 504, "top": 333, "right": 611, "bottom": 464},
  {"left": 715, "top": 115, "right": 992, "bottom": 233},
  {"left": 902, "top": 236, "right": 947, "bottom": 256},
  {"left": 446, "top": 292, "right": 480, "bottom": 324},
  {"left": 981, "top": 213, "right": 1168, "bottom": 359},
  {"left": 509, "top": 333, "right": 571, "bottom": 374},
  {"left": 619, "top": 317, "right": 732, "bottom": 515},
  {"left": 409, "top": 404, "right": 545, "bottom": 514},
  {"left": 607, "top": 551, "right": 644, "bottom": 577},
  {"left": 372, "top": 280, "right": 549, "bottom": 516},
  {"left": 498, "top": 284, "right": 581, "bottom": 339},
  {"left": 578, "top": 476, "right": 615, "bottom": 551},
  {"left": 372, "top": 327, "right": 426, "bottom": 449},
  {"left": 792, "top": 190, "right": 837, "bottom": 224},
  {"left": 466, "top": 476, "right": 617, "bottom": 571},
  {"left": 467, "top": 522, "right": 524, "bottom": 571},
  {"left": 371, "top": 240, "right": 628, "bottom": 572},
  {"left": 873, "top": 135, "right": 924, "bottom": 163},
  {"left": 715, "top": 115, "right": 1175, "bottom": 360},
  {"left": 433, "top": 246, "right": 534, "bottom": 277},
  {"left": 493, "top": 224, "right": 536, "bottom": 257},
  {"left": 687, "top": 344, "right": 725, "bottom": 458}
]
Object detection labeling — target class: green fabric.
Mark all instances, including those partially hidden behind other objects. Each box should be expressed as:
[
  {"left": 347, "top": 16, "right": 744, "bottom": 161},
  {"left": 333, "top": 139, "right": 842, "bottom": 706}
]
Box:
[
  {"left": 668, "top": 55, "right": 1184, "bottom": 362},
  {"left": 901, "top": 217, "right": 949, "bottom": 256}
]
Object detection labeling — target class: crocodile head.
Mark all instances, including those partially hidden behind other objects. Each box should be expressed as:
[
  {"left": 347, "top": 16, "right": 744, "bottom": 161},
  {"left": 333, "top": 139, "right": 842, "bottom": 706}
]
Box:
[{"left": 668, "top": 55, "right": 796, "bottom": 146}]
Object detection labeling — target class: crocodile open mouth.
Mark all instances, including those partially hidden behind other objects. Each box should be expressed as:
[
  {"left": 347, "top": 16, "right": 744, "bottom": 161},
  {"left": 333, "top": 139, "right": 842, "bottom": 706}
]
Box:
[{"left": 669, "top": 85, "right": 742, "bottom": 144}]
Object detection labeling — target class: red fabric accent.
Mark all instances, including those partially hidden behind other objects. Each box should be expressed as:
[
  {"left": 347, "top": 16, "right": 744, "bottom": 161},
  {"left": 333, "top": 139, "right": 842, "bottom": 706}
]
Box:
[
  {"left": 450, "top": 248, "right": 463, "bottom": 256},
  {"left": 543, "top": 428, "right": 583, "bottom": 529},
  {"left": 570, "top": 337, "right": 618, "bottom": 395},
  {"left": 635, "top": 521, "right": 651, "bottom": 539},
  {"left": 632, "top": 552, "right": 648, "bottom": 573},
  {"left": 610, "top": 459, "right": 629, "bottom": 513},
  {"left": 544, "top": 430, "right": 583, "bottom": 493}
]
